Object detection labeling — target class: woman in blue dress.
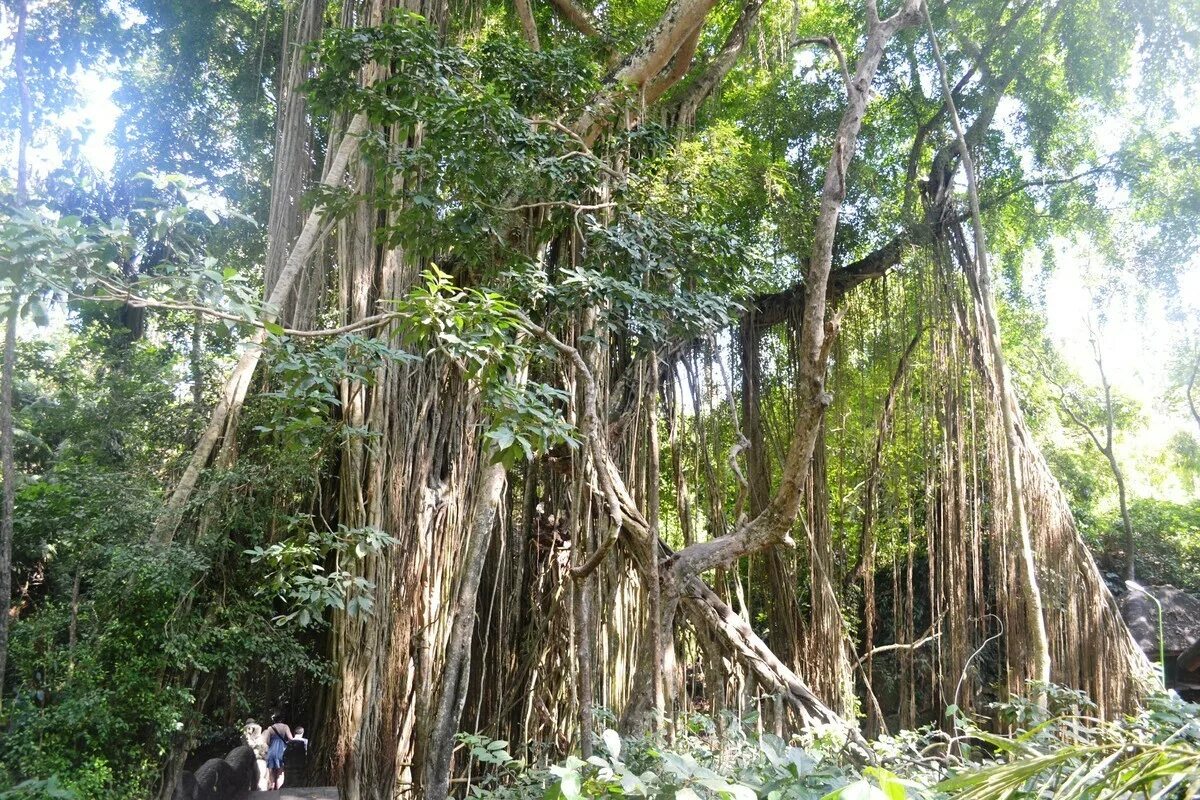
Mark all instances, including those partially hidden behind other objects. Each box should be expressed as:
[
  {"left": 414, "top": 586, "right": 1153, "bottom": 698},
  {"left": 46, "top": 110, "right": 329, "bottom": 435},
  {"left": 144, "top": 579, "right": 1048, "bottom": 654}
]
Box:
[{"left": 264, "top": 713, "right": 293, "bottom": 790}]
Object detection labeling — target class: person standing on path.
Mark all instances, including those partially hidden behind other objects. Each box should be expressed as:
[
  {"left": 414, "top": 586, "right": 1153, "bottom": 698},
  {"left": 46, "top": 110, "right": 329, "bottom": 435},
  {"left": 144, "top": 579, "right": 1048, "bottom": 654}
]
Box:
[
  {"left": 264, "top": 713, "right": 293, "bottom": 791},
  {"left": 284, "top": 726, "right": 309, "bottom": 787},
  {"left": 244, "top": 718, "right": 268, "bottom": 790}
]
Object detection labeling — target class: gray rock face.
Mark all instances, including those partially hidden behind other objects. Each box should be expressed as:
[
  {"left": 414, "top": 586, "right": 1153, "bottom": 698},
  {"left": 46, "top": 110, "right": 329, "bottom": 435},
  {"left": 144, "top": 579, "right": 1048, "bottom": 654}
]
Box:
[{"left": 1119, "top": 584, "right": 1200, "bottom": 655}]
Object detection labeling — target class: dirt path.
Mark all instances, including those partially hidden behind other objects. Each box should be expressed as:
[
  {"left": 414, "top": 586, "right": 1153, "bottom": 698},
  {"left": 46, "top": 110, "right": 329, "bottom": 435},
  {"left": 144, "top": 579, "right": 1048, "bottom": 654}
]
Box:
[{"left": 253, "top": 788, "right": 338, "bottom": 800}]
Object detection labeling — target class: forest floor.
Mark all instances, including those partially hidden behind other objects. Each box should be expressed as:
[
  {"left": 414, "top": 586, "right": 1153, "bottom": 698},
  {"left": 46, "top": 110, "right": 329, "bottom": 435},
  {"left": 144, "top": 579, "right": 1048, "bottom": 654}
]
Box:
[{"left": 255, "top": 788, "right": 338, "bottom": 799}]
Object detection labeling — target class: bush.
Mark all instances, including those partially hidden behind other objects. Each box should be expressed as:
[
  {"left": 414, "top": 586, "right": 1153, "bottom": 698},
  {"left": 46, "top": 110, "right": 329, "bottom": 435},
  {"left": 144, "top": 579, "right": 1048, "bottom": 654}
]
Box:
[
  {"left": 461, "top": 689, "right": 1200, "bottom": 800},
  {"left": 1098, "top": 498, "right": 1200, "bottom": 590}
]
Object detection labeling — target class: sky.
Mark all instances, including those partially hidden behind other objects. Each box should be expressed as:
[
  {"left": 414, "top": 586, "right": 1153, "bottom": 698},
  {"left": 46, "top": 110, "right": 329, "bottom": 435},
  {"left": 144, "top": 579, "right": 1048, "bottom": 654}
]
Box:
[{"left": 1024, "top": 69, "right": 1200, "bottom": 501}]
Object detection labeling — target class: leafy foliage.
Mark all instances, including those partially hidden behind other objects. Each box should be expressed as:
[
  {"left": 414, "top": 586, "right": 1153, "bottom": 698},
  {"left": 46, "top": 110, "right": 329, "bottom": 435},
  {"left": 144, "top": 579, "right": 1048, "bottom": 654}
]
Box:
[{"left": 463, "top": 692, "right": 1200, "bottom": 800}]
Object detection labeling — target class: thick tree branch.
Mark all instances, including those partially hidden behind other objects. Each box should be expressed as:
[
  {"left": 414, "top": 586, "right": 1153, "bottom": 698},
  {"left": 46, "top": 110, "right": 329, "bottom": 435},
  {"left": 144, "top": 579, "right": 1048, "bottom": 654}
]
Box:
[
  {"left": 664, "top": 0, "right": 925, "bottom": 586},
  {"left": 546, "top": 0, "right": 604, "bottom": 41},
  {"left": 514, "top": 0, "right": 541, "bottom": 50},
  {"left": 573, "top": 0, "right": 722, "bottom": 143},
  {"left": 644, "top": 17, "right": 705, "bottom": 107},
  {"left": 672, "top": 0, "right": 766, "bottom": 125}
]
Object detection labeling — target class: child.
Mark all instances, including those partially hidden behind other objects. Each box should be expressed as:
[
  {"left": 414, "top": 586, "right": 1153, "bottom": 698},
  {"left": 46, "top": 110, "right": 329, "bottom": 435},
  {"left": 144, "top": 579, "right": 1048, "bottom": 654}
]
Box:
[{"left": 283, "top": 726, "right": 310, "bottom": 788}]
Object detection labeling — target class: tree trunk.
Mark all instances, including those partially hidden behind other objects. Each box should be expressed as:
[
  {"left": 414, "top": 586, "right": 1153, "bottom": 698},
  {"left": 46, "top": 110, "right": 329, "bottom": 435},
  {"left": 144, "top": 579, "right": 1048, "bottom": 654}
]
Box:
[
  {"left": 152, "top": 111, "right": 367, "bottom": 544},
  {"left": 265, "top": 0, "right": 328, "bottom": 330},
  {"left": 740, "top": 320, "right": 805, "bottom": 679},
  {"left": 513, "top": 0, "right": 540, "bottom": 50},
  {"left": 1186, "top": 349, "right": 1200, "bottom": 436},
  {"left": 804, "top": 422, "right": 854, "bottom": 715},
  {"left": 68, "top": 569, "right": 81, "bottom": 669},
  {"left": 0, "top": 298, "right": 17, "bottom": 704},
  {"left": 665, "top": 0, "right": 925, "bottom": 614},
  {"left": 423, "top": 452, "right": 509, "bottom": 799},
  {"left": 1112, "top": 454, "right": 1135, "bottom": 582},
  {"left": 923, "top": 5, "right": 1052, "bottom": 700}
]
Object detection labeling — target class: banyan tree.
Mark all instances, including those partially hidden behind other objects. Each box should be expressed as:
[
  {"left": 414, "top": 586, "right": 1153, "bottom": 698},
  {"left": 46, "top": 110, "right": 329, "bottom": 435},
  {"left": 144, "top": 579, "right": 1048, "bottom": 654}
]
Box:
[{"left": 146, "top": 0, "right": 1175, "bottom": 796}]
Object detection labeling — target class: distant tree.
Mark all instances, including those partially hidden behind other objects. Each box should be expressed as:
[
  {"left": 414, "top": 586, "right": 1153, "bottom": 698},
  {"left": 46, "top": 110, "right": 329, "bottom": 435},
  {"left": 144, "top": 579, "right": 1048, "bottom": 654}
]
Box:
[{"left": 1044, "top": 316, "right": 1143, "bottom": 580}]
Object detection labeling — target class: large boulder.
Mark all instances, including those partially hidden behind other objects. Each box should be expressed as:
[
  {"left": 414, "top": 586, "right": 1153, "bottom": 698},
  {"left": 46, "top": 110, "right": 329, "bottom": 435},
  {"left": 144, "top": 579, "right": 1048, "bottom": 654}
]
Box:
[{"left": 1119, "top": 584, "right": 1200, "bottom": 656}]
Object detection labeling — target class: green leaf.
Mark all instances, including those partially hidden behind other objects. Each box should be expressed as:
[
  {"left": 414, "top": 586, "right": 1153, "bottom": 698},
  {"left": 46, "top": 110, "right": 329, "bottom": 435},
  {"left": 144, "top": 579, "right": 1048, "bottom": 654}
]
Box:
[
  {"left": 865, "top": 768, "right": 908, "bottom": 800},
  {"left": 824, "top": 779, "right": 889, "bottom": 800}
]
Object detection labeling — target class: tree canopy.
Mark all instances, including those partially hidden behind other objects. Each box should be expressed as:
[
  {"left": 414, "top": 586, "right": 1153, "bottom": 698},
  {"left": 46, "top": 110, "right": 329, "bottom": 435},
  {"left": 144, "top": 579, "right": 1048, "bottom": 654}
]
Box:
[{"left": 1, "top": 0, "right": 1199, "bottom": 798}]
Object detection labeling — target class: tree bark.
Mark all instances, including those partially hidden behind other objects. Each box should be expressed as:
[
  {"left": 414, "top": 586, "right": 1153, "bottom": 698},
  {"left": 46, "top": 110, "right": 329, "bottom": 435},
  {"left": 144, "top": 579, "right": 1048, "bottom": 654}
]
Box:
[
  {"left": 572, "top": 0, "right": 723, "bottom": 143},
  {"left": 0, "top": 298, "right": 17, "bottom": 704},
  {"left": 665, "top": 0, "right": 924, "bottom": 587},
  {"left": 514, "top": 0, "right": 541, "bottom": 50},
  {"left": 423, "top": 452, "right": 509, "bottom": 800},
  {"left": 923, "top": 1, "right": 1051, "bottom": 698},
  {"left": 265, "top": 0, "right": 328, "bottom": 329},
  {"left": 672, "top": 0, "right": 766, "bottom": 126},
  {"left": 152, "top": 112, "right": 368, "bottom": 544},
  {"left": 546, "top": 0, "right": 603, "bottom": 40}
]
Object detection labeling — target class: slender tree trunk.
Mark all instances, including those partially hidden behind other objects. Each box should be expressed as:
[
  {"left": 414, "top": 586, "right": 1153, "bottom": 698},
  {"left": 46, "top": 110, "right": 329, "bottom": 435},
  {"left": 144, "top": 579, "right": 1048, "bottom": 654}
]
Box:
[
  {"left": 1108, "top": 452, "right": 1135, "bottom": 581},
  {"left": 923, "top": 2, "right": 1051, "bottom": 700},
  {"left": 646, "top": 356, "right": 665, "bottom": 731},
  {"left": 153, "top": 112, "right": 367, "bottom": 544},
  {"left": 68, "top": 569, "right": 81, "bottom": 670},
  {"left": 423, "top": 452, "right": 509, "bottom": 800},
  {"left": 191, "top": 313, "right": 204, "bottom": 414},
  {"left": 0, "top": 0, "right": 31, "bottom": 705},
  {"left": 1097, "top": 343, "right": 1136, "bottom": 582},
  {"left": 0, "top": 298, "right": 17, "bottom": 703},
  {"left": 1187, "top": 349, "right": 1200, "bottom": 436}
]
